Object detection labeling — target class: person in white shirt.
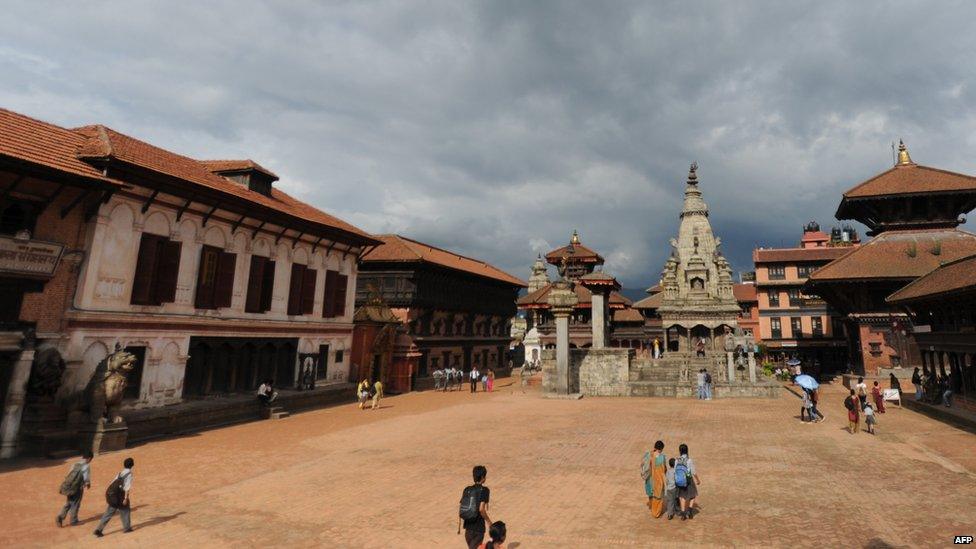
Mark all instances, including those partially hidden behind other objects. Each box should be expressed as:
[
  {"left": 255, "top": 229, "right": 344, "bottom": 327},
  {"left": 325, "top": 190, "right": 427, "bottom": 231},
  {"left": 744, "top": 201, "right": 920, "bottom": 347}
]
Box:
[
  {"left": 94, "top": 457, "right": 134, "bottom": 536},
  {"left": 470, "top": 367, "right": 480, "bottom": 393},
  {"left": 57, "top": 450, "right": 93, "bottom": 527},
  {"left": 257, "top": 379, "right": 278, "bottom": 406}
]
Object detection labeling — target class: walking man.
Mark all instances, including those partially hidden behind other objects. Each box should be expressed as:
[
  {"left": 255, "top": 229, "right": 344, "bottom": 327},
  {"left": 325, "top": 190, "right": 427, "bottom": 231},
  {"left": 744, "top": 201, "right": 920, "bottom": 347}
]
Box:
[
  {"left": 56, "top": 450, "right": 93, "bottom": 527},
  {"left": 470, "top": 367, "right": 479, "bottom": 393},
  {"left": 94, "top": 457, "right": 134, "bottom": 537},
  {"left": 703, "top": 369, "right": 713, "bottom": 400},
  {"left": 458, "top": 465, "right": 492, "bottom": 549}
]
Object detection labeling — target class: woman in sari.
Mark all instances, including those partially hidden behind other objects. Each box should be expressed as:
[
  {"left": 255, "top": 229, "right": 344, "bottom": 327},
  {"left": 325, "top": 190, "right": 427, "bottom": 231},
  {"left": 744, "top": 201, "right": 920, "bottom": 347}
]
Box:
[
  {"left": 642, "top": 440, "right": 667, "bottom": 518},
  {"left": 871, "top": 381, "right": 886, "bottom": 413}
]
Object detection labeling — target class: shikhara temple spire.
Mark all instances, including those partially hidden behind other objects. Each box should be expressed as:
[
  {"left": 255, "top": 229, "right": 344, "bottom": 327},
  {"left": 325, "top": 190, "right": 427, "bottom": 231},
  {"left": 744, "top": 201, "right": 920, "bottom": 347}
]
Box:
[
  {"left": 680, "top": 161, "right": 709, "bottom": 219},
  {"left": 896, "top": 139, "right": 913, "bottom": 165}
]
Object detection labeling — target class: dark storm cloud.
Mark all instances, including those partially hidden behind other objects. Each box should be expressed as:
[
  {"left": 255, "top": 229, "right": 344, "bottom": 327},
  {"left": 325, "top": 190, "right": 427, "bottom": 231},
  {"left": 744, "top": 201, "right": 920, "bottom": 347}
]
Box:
[{"left": 2, "top": 1, "right": 975, "bottom": 291}]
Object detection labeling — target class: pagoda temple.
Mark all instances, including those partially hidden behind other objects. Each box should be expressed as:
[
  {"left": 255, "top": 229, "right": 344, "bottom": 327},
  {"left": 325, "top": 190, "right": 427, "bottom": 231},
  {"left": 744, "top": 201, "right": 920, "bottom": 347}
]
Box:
[
  {"left": 654, "top": 163, "right": 743, "bottom": 355},
  {"left": 516, "top": 231, "right": 637, "bottom": 359},
  {"left": 805, "top": 141, "right": 976, "bottom": 375}
]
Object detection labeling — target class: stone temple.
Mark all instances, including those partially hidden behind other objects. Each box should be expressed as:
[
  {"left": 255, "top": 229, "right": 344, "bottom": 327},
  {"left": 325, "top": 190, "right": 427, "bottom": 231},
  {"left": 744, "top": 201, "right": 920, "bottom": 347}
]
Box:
[
  {"left": 657, "top": 162, "right": 744, "bottom": 355},
  {"left": 541, "top": 163, "right": 774, "bottom": 399}
]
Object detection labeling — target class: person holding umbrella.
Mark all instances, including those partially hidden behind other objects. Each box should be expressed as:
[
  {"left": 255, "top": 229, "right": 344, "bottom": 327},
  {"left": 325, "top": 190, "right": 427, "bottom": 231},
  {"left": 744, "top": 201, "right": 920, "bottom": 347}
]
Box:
[{"left": 795, "top": 374, "right": 820, "bottom": 423}]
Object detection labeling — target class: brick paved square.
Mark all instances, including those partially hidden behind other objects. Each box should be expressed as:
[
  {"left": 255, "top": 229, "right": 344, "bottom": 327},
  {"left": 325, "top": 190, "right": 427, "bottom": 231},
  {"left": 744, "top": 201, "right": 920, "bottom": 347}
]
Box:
[{"left": 1, "top": 380, "right": 973, "bottom": 548}]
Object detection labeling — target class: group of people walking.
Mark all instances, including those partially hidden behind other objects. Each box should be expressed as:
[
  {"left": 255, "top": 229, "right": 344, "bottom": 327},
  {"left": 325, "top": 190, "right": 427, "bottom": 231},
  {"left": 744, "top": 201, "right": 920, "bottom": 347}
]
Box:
[
  {"left": 844, "top": 376, "right": 886, "bottom": 434},
  {"left": 433, "top": 367, "right": 495, "bottom": 393},
  {"left": 912, "top": 367, "right": 954, "bottom": 407},
  {"left": 357, "top": 378, "right": 384, "bottom": 410},
  {"left": 55, "top": 453, "right": 136, "bottom": 537},
  {"left": 640, "top": 441, "right": 701, "bottom": 521}
]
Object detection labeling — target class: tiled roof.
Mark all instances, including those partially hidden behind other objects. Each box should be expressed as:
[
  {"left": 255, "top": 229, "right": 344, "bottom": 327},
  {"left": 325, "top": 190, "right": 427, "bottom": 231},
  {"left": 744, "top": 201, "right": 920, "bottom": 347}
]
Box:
[
  {"left": 753, "top": 247, "right": 852, "bottom": 263},
  {"left": 886, "top": 254, "right": 976, "bottom": 303},
  {"left": 632, "top": 291, "right": 664, "bottom": 310},
  {"left": 72, "top": 124, "right": 373, "bottom": 241},
  {"left": 842, "top": 163, "right": 976, "bottom": 199},
  {"left": 733, "top": 283, "right": 758, "bottom": 302},
  {"left": 544, "top": 243, "right": 603, "bottom": 263},
  {"left": 613, "top": 308, "right": 645, "bottom": 322},
  {"left": 362, "top": 234, "right": 526, "bottom": 287},
  {"left": 200, "top": 159, "right": 278, "bottom": 180},
  {"left": 516, "top": 283, "right": 631, "bottom": 308},
  {"left": 0, "top": 108, "right": 122, "bottom": 186},
  {"left": 807, "top": 229, "right": 976, "bottom": 281}
]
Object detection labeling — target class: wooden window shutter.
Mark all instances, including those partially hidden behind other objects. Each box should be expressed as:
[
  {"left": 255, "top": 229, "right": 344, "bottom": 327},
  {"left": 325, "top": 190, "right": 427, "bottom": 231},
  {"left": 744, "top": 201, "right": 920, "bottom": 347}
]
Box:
[
  {"left": 287, "top": 263, "right": 304, "bottom": 315},
  {"left": 322, "top": 269, "right": 337, "bottom": 318},
  {"left": 214, "top": 251, "right": 236, "bottom": 308},
  {"left": 301, "top": 268, "right": 316, "bottom": 315},
  {"left": 334, "top": 273, "right": 348, "bottom": 317},
  {"left": 154, "top": 239, "right": 182, "bottom": 304},
  {"left": 131, "top": 234, "right": 160, "bottom": 305},
  {"left": 195, "top": 246, "right": 220, "bottom": 309},
  {"left": 260, "top": 259, "right": 276, "bottom": 312},
  {"left": 244, "top": 256, "right": 265, "bottom": 313}
]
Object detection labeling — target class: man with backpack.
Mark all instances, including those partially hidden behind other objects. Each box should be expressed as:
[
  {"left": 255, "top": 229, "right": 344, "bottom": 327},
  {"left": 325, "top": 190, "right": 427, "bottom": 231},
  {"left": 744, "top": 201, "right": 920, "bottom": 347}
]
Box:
[
  {"left": 56, "top": 450, "right": 93, "bottom": 527},
  {"left": 458, "top": 465, "right": 492, "bottom": 549},
  {"left": 703, "top": 369, "right": 713, "bottom": 400},
  {"left": 94, "top": 457, "right": 134, "bottom": 537}
]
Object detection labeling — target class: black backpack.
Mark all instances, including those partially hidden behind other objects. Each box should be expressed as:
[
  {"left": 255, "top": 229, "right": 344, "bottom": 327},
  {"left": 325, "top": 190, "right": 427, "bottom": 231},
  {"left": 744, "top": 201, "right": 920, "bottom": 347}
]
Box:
[
  {"left": 704, "top": 373, "right": 712, "bottom": 384},
  {"left": 458, "top": 484, "right": 482, "bottom": 521},
  {"left": 105, "top": 472, "right": 130, "bottom": 508}
]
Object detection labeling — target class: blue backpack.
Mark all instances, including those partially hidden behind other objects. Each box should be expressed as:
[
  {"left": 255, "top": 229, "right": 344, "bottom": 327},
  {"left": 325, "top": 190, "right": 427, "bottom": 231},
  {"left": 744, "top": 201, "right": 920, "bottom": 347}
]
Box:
[{"left": 674, "top": 459, "right": 689, "bottom": 488}]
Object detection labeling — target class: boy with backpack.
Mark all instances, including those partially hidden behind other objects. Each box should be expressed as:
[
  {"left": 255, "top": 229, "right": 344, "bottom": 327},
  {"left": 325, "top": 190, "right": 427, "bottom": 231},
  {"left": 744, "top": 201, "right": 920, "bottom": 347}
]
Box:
[
  {"left": 458, "top": 465, "right": 492, "bottom": 549},
  {"left": 94, "top": 457, "right": 134, "bottom": 537},
  {"left": 56, "top": 450, "right": 93, "bottom": 527}
]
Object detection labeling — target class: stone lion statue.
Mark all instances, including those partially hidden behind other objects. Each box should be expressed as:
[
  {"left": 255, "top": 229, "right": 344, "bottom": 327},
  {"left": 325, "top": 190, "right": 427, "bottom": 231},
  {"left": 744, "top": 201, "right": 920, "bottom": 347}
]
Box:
[
  {"left": 66, "top": 344, "right": 138, "bottom": 424},
  {"left": 27, "top": 344, "right": 66, "bottom": 399}
]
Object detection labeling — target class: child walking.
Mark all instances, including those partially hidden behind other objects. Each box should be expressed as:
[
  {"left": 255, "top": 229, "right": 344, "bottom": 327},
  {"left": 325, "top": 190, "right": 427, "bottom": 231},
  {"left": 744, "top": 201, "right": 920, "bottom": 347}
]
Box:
[{"left": 864, "top": 402, "right": 877, "bottom": 434}]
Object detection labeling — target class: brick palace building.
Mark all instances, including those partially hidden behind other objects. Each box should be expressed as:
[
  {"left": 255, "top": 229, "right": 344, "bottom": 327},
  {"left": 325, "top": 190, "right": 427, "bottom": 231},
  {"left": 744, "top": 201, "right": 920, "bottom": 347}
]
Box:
[
  {"left": 753, "top": 221, "right": 857, "bottom": 375},
  {"left": 0, "top": 108, "right": 379, "bottom": 456},
  {"left": 805, "top": 141, "right": 976, "bottom": 376},
  {"left": 355, "top": 234, "right": 525, "bottom": 389}
]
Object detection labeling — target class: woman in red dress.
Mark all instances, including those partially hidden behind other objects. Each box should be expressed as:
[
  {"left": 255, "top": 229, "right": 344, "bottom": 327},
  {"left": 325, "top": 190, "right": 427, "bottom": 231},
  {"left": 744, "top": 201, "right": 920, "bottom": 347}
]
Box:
[{"left": 871, "top": 381, "right": 886, "bottom": 413}]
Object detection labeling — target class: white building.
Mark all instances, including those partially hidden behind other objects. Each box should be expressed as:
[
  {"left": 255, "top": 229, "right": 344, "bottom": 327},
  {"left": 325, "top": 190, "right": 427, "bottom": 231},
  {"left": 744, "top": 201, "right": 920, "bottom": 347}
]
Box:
[{"left": 59, "top": 125, "right": 378, "bottom": 408}]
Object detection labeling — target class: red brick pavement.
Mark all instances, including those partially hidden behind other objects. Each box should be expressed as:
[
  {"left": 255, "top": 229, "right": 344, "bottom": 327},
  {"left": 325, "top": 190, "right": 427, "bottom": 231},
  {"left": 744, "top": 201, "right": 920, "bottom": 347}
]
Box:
[{"left": 1, "top": 380, "right": 974, "bottom": 548}]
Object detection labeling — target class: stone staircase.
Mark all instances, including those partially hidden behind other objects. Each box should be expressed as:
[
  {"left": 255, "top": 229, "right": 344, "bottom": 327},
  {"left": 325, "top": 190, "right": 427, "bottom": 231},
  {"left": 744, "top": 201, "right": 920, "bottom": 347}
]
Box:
[{"left": 262, "top": 405, "right": 290, "bottom": 420}]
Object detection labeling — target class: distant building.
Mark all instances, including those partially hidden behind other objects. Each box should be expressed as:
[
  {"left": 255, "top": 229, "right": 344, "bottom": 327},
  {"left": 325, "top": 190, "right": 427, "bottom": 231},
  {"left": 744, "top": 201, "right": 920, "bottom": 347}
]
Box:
[
  {"left": 355, "top": 234, "right": 525, "bottom": 388},
  {"left": 806, "top": 141, "right": 976, "bottom": 375},
  {"left": 753, "top": 221, "right": 854, "bottom": 374}
]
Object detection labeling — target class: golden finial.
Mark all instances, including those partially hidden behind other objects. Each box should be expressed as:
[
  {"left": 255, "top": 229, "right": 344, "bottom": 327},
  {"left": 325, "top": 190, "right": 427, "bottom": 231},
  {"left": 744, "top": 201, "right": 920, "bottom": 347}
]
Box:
[
  {"left": 897, "top": 139, "right": 913, "bottom": 165},
  {"left": 571, "top": 230, "right": 580, "bottom": 245}
]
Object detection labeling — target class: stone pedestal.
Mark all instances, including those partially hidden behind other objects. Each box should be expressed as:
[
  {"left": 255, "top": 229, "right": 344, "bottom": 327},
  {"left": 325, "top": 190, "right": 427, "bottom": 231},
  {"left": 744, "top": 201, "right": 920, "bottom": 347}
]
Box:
[
  {"left": 726, "top": 352, "right": 735, "bottom": 383},
  {"left": 748, "top": 352, "right": 757, "bottom": 383},
  {"left": 78, "top": 421, "right": 129, "bottom": 455},
  {"left": 547, "top": 281, "right": 579, "bottom": 395}
]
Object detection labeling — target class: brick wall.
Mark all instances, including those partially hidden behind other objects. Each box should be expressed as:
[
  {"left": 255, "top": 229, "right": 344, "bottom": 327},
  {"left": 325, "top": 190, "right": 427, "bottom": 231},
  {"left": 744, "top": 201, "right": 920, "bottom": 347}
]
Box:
[{"left": 577, "top": 348, "right": 632, "bottom": 396}]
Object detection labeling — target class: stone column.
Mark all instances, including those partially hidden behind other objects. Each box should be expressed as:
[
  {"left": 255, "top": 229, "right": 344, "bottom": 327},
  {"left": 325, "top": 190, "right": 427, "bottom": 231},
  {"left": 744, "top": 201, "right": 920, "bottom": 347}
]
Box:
[
  {"left": 547, "top": 282, "right": 579, "bottom": 395},
  {"left": 0, "top": 340, "right": 34, "bottom": 459},
  {"left": 591, "top": 291, "right": 607, "bottom": 349},
  {"left": 748, "top": 351, "right": 757, "bottom": 383},
  {"left": 726, "top": 351, "right": 735, "bottom": 383}
]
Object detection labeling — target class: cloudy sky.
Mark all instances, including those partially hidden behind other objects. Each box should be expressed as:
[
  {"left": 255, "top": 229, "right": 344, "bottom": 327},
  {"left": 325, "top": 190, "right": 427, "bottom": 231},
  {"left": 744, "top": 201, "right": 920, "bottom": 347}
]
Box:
[{"left": 3, "top": 1, "right": 975, "bottom": 294}]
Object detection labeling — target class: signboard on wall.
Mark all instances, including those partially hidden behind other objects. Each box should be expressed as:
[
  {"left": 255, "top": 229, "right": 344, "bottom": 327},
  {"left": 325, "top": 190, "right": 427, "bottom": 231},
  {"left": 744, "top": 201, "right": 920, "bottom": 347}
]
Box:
[{"left": 0, "top": 235, "right": 64, "bottom": 279}]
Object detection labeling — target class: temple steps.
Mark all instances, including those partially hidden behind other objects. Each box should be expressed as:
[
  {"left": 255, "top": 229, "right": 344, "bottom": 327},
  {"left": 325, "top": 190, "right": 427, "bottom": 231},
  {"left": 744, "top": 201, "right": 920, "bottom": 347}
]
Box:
[{"left": 262, "top": 406, "right": 290, "bottom": 420}]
